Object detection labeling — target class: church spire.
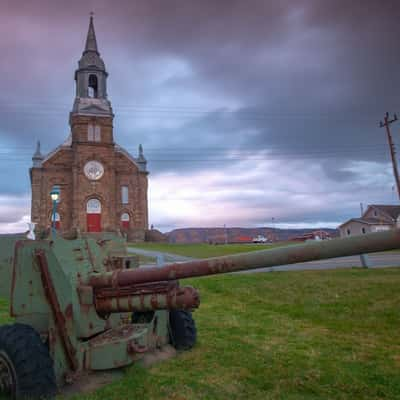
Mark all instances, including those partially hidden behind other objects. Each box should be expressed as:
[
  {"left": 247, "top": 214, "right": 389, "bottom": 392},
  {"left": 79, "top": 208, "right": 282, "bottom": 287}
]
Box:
[
  {"left": 84, "top": 14, "right": 98, "bottom": 54},
  {"left": 32, "top": 141, "right": 43, "bottom": 168},
  {"left": 71, "top": 15, "right": 113, "bottom": 118}
]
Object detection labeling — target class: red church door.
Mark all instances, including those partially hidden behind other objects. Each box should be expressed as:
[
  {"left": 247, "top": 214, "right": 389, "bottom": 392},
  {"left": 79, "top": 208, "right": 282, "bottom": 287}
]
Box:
[
  {"left": 87, "top": 214, "right": 101, "bottom": 232},
  {"left": 86, "top": 199, "right": 102, "bottom": 232}
]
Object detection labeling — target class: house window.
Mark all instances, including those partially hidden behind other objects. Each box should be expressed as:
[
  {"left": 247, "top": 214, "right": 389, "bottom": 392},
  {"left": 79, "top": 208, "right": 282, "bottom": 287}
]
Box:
[
  {"left": 121, "top": 186, "right": 129, "bottom": 204},
  {"left": 374, "top": 211, "right": 378, "bottom": 217},
  {"left": 346, "top": 229, "right": 351, "bottom": 236},
  {"left": 362, "top": 227, "right": 366, "bottom": 234},
  {"left": 88, "top": 124, "right": 94, "bottom": 141}
]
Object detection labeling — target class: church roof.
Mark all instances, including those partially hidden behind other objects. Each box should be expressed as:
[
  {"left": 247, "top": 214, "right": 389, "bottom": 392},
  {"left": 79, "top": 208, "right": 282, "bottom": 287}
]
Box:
[
  {"left": 115, "top": 144, "right": 147, "bottom": 172},
  {"left": 41, "top": 136, "right": 72, "bottom": 164}
]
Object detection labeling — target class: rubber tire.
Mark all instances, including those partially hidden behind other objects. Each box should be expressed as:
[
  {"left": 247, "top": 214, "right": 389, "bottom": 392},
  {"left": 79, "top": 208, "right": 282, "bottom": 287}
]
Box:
[
  {"left": 0, "top": 323, "right": 57, "bottom": 399},
  {"left": 169, "top": 310, "right": 197, "bottom": 351}
]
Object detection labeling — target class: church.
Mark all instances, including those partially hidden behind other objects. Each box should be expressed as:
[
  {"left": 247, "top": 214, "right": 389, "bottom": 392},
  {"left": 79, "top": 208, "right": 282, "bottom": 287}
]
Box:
[{"left": 30, "top": 16, "right": 149, "bottom": 239}]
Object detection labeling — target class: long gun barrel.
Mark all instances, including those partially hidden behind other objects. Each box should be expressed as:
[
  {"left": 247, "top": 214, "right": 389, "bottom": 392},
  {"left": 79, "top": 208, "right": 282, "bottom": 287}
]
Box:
[{"left": 89, "top": 229, "right": 400, "bottom": 290}]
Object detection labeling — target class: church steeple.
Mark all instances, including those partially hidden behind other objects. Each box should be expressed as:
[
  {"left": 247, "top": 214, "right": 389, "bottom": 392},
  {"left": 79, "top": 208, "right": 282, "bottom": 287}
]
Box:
[
  {"left": 84, "top": 14, "right": 98, "bottom": 53},
  {"left": 71, "top": 14, "right": 113, "bottom": 118}
]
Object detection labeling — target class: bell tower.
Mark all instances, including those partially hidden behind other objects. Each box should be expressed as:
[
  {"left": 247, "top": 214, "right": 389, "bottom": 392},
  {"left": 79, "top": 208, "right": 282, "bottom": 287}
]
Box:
[{"left": 70, "top": 14, "right": 114, "bottom": 144}]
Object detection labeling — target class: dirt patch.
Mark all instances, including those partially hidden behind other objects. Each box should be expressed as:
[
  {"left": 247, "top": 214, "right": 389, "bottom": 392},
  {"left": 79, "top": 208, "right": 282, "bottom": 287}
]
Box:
[{"left": 60, "top": 345, "right": 177, "bottom": 397}]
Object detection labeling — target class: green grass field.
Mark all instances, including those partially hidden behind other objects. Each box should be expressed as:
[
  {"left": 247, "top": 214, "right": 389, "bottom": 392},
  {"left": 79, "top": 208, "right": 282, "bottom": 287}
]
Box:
[
  {"left": 128, "top": 242, "right": 296, "bottom": 259},
  {"left": 1, "top": 268, "right": 400, "bottom": 399}
]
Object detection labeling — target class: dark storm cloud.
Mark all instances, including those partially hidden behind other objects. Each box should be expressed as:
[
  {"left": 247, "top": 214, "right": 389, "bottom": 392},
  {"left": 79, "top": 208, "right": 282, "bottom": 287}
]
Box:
[
  {"left": 0, "top": 0, "right": 399, "bottom": 229},
  {"left": 1, "top": 1, "right": 398, "bottom": 151}
]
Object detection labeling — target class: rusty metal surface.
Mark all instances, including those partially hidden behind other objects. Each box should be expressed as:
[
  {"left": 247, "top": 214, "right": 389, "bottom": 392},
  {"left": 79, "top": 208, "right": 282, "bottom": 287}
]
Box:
[
  {"left": 35, "top": 250, "right": 79, "bottom": 371},
  {"left": 94, "top": 281, "right": 200, "bottom": 313},
  {"left": 89, "top": 229, "right": 400, "bottom": 288},
  {"left": 87, "top": 324, "right": 149, "bottom": 370}
]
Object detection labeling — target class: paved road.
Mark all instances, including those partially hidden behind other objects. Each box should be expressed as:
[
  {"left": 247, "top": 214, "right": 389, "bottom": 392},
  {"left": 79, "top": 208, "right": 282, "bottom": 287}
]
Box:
[
  {"left": 128, "top": 247, "right": 193, "bottom": 263},
  {"left": 128, "top": 247, "right": 400, "bottom": 272}
]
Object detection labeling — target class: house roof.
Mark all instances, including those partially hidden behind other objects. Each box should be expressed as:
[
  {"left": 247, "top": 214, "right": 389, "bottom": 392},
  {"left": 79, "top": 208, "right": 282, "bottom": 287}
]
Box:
[
  {"left": 368, "top": 205, "right": 400, "bottom": 220},
  {"left": 338, "top": 217, "right": 393, "bottom": 228}
]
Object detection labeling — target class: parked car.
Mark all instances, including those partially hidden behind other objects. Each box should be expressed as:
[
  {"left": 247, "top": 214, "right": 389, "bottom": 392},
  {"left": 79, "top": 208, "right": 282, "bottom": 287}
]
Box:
[{"left": 252, "top": 235, "right": 268, "bottom": 243}]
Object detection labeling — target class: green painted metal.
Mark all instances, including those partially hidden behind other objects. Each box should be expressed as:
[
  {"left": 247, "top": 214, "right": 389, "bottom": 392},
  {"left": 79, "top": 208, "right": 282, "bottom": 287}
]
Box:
[
  {"left": 0, "top": 234, "right": 25, "bottom": 298},
  {"left": 4, "top": 234, "right": 148, "bottom": 382},
  {"left": 0, "top": 229, "right": 399, "bottom": 389}
]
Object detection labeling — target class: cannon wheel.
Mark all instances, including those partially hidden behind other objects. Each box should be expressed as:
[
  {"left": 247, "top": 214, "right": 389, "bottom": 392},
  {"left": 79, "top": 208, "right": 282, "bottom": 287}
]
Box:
[
  {"left": 0, "top": 323, "right": 57, "bottom": 399},
  {"left": 169, "top": 310, "right": 197, "bottom": 350}
]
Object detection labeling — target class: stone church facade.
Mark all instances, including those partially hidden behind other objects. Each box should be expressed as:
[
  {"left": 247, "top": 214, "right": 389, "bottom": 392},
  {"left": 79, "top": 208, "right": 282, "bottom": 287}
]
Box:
[{"left": 30, "top": 16, "right": 148, "bottom": 238}]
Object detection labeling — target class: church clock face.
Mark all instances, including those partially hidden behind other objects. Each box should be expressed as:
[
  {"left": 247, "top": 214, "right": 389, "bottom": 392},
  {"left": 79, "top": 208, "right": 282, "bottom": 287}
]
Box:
[{"left": 84, "top": 161, "right": 104, "bottom": 181}]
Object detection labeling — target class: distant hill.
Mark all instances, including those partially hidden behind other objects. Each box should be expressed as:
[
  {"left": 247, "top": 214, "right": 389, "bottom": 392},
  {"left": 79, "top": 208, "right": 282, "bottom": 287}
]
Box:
[{"left": 166, "top": 227, "right": 339, "bottom": 244}]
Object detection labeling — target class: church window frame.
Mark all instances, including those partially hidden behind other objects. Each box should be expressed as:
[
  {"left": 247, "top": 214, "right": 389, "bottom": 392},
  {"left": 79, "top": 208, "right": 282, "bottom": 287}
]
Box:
[{"left": 121, "top": 186, "right": 129, "bottom": 204}]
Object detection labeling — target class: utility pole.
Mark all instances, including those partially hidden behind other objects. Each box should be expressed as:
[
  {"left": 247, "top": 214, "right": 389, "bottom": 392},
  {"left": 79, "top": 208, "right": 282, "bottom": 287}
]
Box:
[
  {"left": 380, "top": 112, "right": 400, "bottom": 201},
  {"left": 359, "top": 201, "right": 370, "bottom": 268}
]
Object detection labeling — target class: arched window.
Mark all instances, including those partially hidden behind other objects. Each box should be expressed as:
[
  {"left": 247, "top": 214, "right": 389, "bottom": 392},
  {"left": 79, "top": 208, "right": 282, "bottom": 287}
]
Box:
[
  {"left": 88, "top": 74, "right": 98, "bottom": 98},
  {"left": 87, "top": 198, "right": 101, "bottom": 214}
]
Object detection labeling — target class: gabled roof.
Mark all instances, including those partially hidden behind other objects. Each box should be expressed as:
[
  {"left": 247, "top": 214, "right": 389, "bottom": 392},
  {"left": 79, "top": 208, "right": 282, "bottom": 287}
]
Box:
[
  {"left": 42, "top": 135, "right": 72, "bottom": 164},
  {"left": 115, "top": 144, "right": 147, "bottom": 172},
  {"left": 338, "top": 217, "right": 394, "bottom": 228},
  {"left": 367, "top": 205, "right": 400, "bottom": 220}
]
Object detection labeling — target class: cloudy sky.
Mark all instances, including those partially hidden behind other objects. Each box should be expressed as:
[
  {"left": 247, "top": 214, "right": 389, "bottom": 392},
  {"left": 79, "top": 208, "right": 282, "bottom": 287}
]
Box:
[{"left": 0, "top": 0, "right": 399, "bottom": 232}]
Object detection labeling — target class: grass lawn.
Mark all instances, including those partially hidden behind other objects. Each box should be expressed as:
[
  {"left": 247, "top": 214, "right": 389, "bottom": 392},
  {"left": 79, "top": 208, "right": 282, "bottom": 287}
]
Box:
[
  {"left": 2, "top": 268, "right": 400, "bottom": 399},
  {"left": 128, "top": 242, "right": 297, "bottom": 259}
]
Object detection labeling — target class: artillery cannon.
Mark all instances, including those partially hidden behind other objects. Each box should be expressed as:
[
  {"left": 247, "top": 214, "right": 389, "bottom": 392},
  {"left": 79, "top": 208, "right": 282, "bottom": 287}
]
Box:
[{"left": 0, "top": 229, "right": 399, "bottom": 399}]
